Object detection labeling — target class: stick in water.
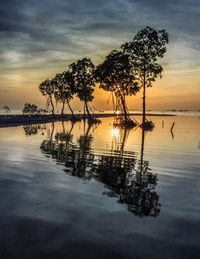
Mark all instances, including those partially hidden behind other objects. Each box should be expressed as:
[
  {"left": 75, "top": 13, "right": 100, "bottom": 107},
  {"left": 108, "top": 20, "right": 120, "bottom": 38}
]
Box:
[{"left": 170, "top": 122, "right": 175, "bottom": 132}]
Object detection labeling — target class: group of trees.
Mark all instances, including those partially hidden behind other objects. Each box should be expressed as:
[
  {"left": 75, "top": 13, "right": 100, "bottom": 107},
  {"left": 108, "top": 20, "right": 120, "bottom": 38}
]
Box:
[
  {"left": 39, "top": 58, "right": 95, "bottom": 121},
  {"left": 38, "top": 26, "right": 168, "bottom": 128},
  {"left": 22, "top": 103, "right": 47, "bottom": 115}
]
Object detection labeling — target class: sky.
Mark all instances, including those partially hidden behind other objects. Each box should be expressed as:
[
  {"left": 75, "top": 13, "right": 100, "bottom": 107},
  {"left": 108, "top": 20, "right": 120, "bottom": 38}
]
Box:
[{"left": 0, "top": 0, "right": 199, "bottom": 112}]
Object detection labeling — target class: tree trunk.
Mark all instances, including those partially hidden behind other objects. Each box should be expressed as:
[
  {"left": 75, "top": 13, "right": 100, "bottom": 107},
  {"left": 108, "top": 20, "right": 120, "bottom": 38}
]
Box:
[
  {"left": 121, "top": 127, "right": 128, "bottom": 155},
  {"left": 67, "top": 100, "right": 74, "bottom": 117},
  {"left": 142, "top": 84, "right": 146, "bottom": 125},
  {"left": 140, "top": 128, "right": 145, "bottom": 169},
  {"left": 142, "top": 65, "right": 146, "bottom": 125},
  {"left": 83, "top": 103, "right": 86, "bottom": 119},
  {"left": 85, "top": 101, "right": 92, "bottom": 121},
  {"left": 62, "top": 121, "right": 65, "bottom": 133},
  {"left": 139, "top": 128, "right": 145, "bottom": 182},
  {"left": 50, "top": 96, "right": 55, "bottom": 116},
  {"left": 61, "top": 101, "right": 65, "bottom": 115},
  {"left": 69, "top": 122, "right": 75, "bottom": 134},
  {"left": 50, "top": 122, "right": 55, "bottom": 143},
  {"left": 120, "top": 95, "right": 128, "bottom": 123}
]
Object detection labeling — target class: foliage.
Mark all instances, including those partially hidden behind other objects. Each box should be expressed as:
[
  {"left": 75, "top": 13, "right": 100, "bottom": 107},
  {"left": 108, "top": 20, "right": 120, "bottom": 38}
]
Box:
[
  {"left": 37, "top": 108, "right": 48, "bottom": 114},
  {"left": 122, "top": 26, "right": 169, "bottom": 88},
  {"left": 69, "top": 58, "right": 95, "bottom": 103},
  {"left": 38, "top": 79, "right": 55, "bottom": 96},
  {"left": 38, "top": 79, "right": 55, "bottom": 115},
  {"left": 52, "top": 71, "right": 75, "bottom": 115},
  {"left": 95, "top": 50, "right": 139, "bottom": 97},
  {"left": 22, "top": 103, "right": 47, "bottom": 115},
  {"left": 53, "top": 72, "right": 74, "bottom": 104},
  {"left": 95, "top": 50, "right": 139, "bottom": 125},
  {"left": 122, "top": 26, "right": 169, "bottom": 127},
  {"left": 22, "top": 103, "right": 39, "bottom": 114}
]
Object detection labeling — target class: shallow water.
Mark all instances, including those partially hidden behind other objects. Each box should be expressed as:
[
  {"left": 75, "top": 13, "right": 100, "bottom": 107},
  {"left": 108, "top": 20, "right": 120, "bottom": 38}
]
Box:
[{"left": 0, "top": 116, "right": 200, "bottom": 259}]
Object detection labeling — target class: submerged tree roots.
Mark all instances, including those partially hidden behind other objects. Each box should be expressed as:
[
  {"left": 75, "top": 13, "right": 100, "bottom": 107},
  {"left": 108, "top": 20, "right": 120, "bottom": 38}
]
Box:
[
  {"left": 140, "top": 120, "right": 155, "bottom": 131},
  {"left": 88, "top": 117, "right": 101, "bottom": 125},
  {"left": 113, "top": 115, "right": 138, "bottom": 128}
]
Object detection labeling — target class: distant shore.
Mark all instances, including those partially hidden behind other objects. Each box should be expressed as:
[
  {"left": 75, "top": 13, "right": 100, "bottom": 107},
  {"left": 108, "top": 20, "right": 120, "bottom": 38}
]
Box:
[{"left": 0, "top": 113, "right": 176, "bottom": 128}]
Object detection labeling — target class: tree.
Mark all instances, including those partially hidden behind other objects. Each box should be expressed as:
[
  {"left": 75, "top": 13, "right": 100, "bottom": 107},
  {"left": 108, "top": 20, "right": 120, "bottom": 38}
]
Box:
[
  {"left": 22, "top": 103, "right": 38, "bottom": 114},
  {"left": 122, "top": 26, "right": 169, "bottom": 129},
  {"left": 38, "top": 79, "right": 55, "bottom": 115},
  {"left": 53, "top": 71, "right": 75, "bottom": 116},
  {"left": 69, "top": 58, "right": 95, "bottom": 121},
  {"left": 37, "top": 108, "right": 48, "bottom": 114},
  {"left": 3, "top": 105, "right": 11, "bottom": 113},
  {"left": 95, "top": 50, "right": 140, "bottom": 125}
]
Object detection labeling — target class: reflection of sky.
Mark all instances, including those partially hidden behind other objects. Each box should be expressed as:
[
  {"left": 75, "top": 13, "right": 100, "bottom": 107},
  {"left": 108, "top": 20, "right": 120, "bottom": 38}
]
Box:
[
  {"left": 0, "top": 116, "right": 200, "bottom": 257},
  {"left": 0, "top": 0, "right": 200, "bottom": 110}
]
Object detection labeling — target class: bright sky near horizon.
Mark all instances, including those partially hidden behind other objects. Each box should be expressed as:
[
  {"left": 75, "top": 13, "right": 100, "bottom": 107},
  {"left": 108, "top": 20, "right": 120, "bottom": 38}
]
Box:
[{"left": 0, "top": 0, "right": 199, "bottom": 111}]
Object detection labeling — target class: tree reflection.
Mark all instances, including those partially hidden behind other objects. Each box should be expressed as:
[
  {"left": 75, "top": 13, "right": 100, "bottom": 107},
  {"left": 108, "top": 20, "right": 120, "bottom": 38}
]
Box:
[
  {"left": 94, "top": 127, "right": 160, "bottom": 217},
  {"left": 66, "top": 122, "right": 95, "bottom": 179},
  {"left": 40, "top": 122, "right": 160, "bottom": 217},
  {"left": 23, "top": 124, "right": 46, "bottom": 136},
  {"left": 41, "top": 121, "right": 95, "bottom": 179},
  {"left": 40, "top": 122, "right": 56, "bottom": 158}
]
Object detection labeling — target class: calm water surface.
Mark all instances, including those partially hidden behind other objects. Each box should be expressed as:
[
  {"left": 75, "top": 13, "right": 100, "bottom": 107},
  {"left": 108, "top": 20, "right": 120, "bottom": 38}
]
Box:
[{"left": 0, "top": 116, "right": 200, "bottom": 259}]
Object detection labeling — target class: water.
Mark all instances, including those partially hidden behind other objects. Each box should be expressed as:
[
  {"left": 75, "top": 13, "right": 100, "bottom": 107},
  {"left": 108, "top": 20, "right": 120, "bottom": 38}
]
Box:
[
  {"left": 0, "top": 116, "right": 199, "bottom": 259},
  {"left": 1, "top": 109, "right": 200, "bottom": 117}
]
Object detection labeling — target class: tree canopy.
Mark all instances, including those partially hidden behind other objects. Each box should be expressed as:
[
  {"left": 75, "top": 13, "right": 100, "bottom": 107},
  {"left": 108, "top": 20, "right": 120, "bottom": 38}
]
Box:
[
  {"left": 22, "top": 103, "right": 38, "bottom": 114},
  {"left": 95, "top": 50, "right": 140, "bottom": 125},
  {"left": 52, "top": 72, "right": 74, "bottom": 115},
  {"left": 69, "top": 58, "right": 95, "bottom": 103},
  {"left": 95, "top": 50, "right": 139, "bottom": 96},
  {"left": 122, "top": 26, "right": 169, "bottom": 128},
  {"left": 39, "top": 79, "right": 55, "bottom": 115},
  {"left": 122, "top": 26, "right": 168, "bottom": 88},
  {"left": 69, "top": 58, "right": 96, "bottom": 120}
]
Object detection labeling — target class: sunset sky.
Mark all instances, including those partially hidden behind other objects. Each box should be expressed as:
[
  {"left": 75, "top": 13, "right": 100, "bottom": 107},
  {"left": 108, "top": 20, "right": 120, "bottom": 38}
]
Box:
[{"left": 0, "top": 0, "right": 199, "bottom": 112}]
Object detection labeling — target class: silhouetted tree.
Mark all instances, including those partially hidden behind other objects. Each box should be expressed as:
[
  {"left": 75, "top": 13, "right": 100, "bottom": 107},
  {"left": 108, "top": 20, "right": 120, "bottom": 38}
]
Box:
[
  {"left": 3, "top": 105, "right": 11, "bottom": 113},
  {"left": 22, "top": 103, "right": 38, "bottom": 114},
  {"left": 122, "top": 26, "right": 168, "bottom": 129},
  {"left": 53, "top": 71, "right": 75, "bottom": 116},
  {"left": 39, "top": 79, "right": 55, "bottom": 115},
  {"left": 69, "top": 58, "right": 95, "bottom": 121},
  {"left": 37, "top": 108, "right": 48, "bottom": 114},
  {"left": 95, "top": 50, "right": 139, "bottom": 126}
]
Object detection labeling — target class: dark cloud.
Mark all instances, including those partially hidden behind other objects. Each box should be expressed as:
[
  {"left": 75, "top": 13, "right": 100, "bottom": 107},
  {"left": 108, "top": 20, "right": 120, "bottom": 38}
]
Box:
[{"left": 0, "top": 0, "right": 199, "bottom": 94}]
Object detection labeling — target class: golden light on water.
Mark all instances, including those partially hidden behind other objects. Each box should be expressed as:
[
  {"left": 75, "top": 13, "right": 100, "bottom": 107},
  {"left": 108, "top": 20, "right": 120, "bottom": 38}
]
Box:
[{"left": 111, "top": 127, "right": 120, "bottom": 138}]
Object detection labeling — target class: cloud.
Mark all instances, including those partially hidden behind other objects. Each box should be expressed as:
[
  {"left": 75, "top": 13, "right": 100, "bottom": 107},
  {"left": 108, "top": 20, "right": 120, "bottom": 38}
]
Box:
[
  {"left": 0, "top": 0, "right": 199, "bottom": 62},
  {"left": 0, "top": 0, "right": 199, "bottom": 109}
]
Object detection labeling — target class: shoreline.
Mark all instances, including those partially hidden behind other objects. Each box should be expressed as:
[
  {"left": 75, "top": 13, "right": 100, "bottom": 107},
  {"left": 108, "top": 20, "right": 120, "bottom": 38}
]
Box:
[{"left": 0, "top": 113, "right": 176, "bottom": 128}]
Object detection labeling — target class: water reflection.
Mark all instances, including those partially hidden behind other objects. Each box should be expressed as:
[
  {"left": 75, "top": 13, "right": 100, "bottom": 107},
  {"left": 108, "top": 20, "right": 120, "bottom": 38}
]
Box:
[
  {"left": 23, "top": 124, "right": 46, "bottom": 136},
  {"left": 39, "top": 121, "right": 160, "bottom": 217}
]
